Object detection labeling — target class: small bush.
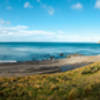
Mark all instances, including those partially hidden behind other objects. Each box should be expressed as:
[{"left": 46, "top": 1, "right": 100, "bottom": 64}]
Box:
[
  {"left": 81, "top": 69, "right": 91, "bottom": 74},
  {"left": 81, "top": 65, "right": 100, "bottom": 75}
]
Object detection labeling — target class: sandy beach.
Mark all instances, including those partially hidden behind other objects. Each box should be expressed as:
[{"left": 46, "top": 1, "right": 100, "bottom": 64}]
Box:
[{"left": 0, "top": 54, "right": 100, "bottom": 77}]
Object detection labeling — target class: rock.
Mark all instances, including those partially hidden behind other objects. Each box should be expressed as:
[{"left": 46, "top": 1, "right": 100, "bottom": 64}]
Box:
[
  {"left": 60, "top": 53, "right": 64, "bottom": 57},
  {"left": 50, "top": 56, "right": 55, "bottom": 61},
  {"left": 67, "top": 54, "right": 82, "bottom": 58}
]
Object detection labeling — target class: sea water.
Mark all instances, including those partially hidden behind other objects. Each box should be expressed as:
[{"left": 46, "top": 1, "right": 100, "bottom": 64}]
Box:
[{"left": 0, "top": 42, "right": 100, "bottom": 62}]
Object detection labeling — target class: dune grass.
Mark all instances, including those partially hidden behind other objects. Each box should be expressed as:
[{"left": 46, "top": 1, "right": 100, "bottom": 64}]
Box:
[{"left": 1, "top": 62, "right": 100, "bottom": 100}]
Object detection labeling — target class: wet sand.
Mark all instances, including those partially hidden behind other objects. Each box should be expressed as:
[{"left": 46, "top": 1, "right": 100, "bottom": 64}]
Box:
[{"left": 0, "top": 55, "right": 100, "bottom": 77}]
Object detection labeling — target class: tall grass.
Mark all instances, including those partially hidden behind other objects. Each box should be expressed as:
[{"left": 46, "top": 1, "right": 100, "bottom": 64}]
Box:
[{"left": 0, "top": 62, "right": 100, "bottom": 100}]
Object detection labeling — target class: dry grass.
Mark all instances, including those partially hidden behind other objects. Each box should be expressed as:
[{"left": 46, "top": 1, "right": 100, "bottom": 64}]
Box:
[{"left": 1, "top": 62, "right": 100, "bottom": 100}]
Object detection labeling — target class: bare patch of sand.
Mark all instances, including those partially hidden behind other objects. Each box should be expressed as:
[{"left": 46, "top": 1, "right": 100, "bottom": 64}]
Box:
[{"left": 0, "top": 55, "right": 100, "bottom": 77}]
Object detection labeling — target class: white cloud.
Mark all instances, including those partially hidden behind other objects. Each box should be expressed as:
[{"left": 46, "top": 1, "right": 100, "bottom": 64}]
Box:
[
  {"left": 95, "top": 0, "right": 100, "bottom": 8},
  {"left": 0, "top": 19, "right": 5, "bottom": 25},
  {"left": 13, "top": 25, "right": 28, "bottom": 30},
  {"left": 42, "top": 5, "right": 55, "bottom": 15},
  {"left": 48, "top": 7, "right": 55, "bottom": 15},
  {"left": 0, "top": 19, "right": 99, "bottom": 42},
  {"left": 0, "top": 25, "right": 54, "bottom": 36},
  {"left": 0, "top": 25, "right": 28, "bottom": 31},
  {"left": 6, "top": 6, "right": 12, "bottom": 10},
  {"left": 0, "top": 24, "right": 99, "bottom": 42},
  {"left": 37, "top": 0, "right": 55, "bottom": 15},
  {"left": 0, "top": 19, "right": 10, "bottom": 25},
  {"left": 71, "top": 3, "right": 83, "bottom": 9},
  {"left": 57, "top": 30, "right": 65, "bottom": 34},
  {"left": 24, "top": 2, "right": 33, "bottom": 8}
]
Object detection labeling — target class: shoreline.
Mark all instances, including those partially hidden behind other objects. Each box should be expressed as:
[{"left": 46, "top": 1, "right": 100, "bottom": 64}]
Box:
[{"left": 0, "top": 54, "right": 100, "bottom": 77}]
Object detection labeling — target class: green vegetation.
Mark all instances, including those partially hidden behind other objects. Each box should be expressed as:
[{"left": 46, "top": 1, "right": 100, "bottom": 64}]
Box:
[{"left": 1, "top": 62, "right": 100, "bottom": 100}]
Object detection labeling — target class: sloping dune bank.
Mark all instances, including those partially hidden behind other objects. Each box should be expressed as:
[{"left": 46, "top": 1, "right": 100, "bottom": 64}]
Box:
[
  {"left": 1, "top": 61, "right": 100, "bottom": 100},
  {"left": 1, "top": 55, "right": 100, "bottom": 76}
]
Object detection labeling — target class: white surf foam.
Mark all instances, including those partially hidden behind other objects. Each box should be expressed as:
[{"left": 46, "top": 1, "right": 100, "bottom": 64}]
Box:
[{"left": 0, "top": 60, "right": 17, "bottom": 63}]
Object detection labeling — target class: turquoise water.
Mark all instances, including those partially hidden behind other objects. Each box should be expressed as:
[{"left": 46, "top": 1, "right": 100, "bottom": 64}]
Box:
[{"left": 0, "top": 42, "right": 100, "bottom": 62}]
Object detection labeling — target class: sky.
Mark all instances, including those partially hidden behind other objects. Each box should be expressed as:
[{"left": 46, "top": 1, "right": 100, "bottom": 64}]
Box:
[{"left": 0, "top": 0, "right": 100, "bottom": 42}]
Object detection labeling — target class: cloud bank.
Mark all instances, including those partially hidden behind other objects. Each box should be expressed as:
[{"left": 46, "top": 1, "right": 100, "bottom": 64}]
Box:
[{"left": 0, "top": 20, "right": 99, "bottom": 43}]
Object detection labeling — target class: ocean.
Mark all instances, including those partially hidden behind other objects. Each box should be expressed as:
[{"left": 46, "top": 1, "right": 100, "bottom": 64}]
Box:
[{"left": 0, "top": 42, "right": 100, "bottom": 62}]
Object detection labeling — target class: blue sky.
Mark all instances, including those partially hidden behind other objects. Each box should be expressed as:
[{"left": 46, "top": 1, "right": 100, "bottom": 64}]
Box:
[{"left": 0, "top": 0, "right": 100, "bottom": 42}]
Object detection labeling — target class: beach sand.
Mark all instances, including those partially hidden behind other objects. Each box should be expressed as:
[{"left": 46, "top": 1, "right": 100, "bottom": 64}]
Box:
[{"left": 0, "top": 55, "right": 100, "bottom": 77}]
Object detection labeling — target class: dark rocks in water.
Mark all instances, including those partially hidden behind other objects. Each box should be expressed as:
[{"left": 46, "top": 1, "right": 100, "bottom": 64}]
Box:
[
  {"left": 60, "top": 53, "right": 64, "bottom": 57},
  {"left": 50, "top": 56, "right": 55, "bottom": 61},
  {"left": 67, "top": 54, "right": 83, "bottom": 58}
]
